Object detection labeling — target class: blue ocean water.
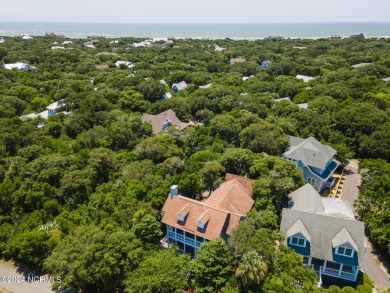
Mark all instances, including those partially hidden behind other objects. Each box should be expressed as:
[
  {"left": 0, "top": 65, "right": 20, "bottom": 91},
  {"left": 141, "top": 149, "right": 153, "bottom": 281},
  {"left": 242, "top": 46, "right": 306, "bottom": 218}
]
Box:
[{"left": 0, "top": 22, "right": 389, "bottom": 39}]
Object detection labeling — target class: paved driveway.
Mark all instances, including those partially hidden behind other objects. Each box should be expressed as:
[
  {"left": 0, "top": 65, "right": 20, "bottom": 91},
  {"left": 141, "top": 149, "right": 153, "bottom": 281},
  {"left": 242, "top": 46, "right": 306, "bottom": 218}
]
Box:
[
  {"left": 0, "top": 261, "right": 53, "bottom": 293},
  {"left": 341, "top": 161, "right": 390, "bottom": 290}
]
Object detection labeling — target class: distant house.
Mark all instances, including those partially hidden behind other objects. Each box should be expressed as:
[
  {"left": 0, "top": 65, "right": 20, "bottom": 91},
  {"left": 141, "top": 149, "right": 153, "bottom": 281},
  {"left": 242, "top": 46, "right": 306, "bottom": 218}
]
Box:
[
  {"left": 383, "top": 77, "right": 390, "bottom": 82},
  {"left": 199, "top": 83, "right": 212, "bottom": 89},
  {"left": 267, "top": 35, "right": 284, "bottom": 41},
  {"left": 3, "top": 62, "right": 35, "bottom": 71},
  {"left": 260, "top": 60, "right": 272, "bottom": 68},
  {"left": 274, "top": 97, "right": 291, "bottom": 103},
  {"left": 0, "top": 37, "right": 5, "bottom": 43},
  {"left": 21, "top": 34, "right": 33, "bottom": 40},
  {"left": 161, "top": 92, "right": 172, "bottom": 100},
  {"left": 243, "top": 75, "right": 254, "bottom": 81},
  {"left": 281, "top": 184, "right": 365, "bottom": 284},
  {"left": 109, "top": 40, "right": 119, "bottom": 44},
  {"left": 328, "top": 34, "right": 342, "bottom": 40},
  {"left": 83, "top": 41, "right": 95, "bottom": 48},
  {"left": 62, "top": 41, "right": 73, "bottom": 45},
  {"left": 20, "top": 100, "right": 68, "bottom": 120},
  {"left": 114, "top": 61, "right": 134, "bottom": 68},
  {"left": 51, "top": 46, "right": 65, "bottom": 50},
  {"left": 141, "top": 108, "right": 192, "bottom": 134},
  {"left": 133, "top": 40, "right": 152, "bottom": 47},
  {"left": 229, "top": 57, "right": 246, "bottom": 65},
  {"left": 45, "top": 32, "right": 65, "bottom": 38},
  {"left": 296, "top": 74, "right": 316, "bottom": 83},
  {"left": 351, "top": 63, "right": 372, "bottom": 69},
  {"left": 297, "top": 103, "right": 308, "bottom": 109},
  {"left": 214, "top": 45, "right": 226, "bottom": 52},
  {"left": 350, "top": 33, "right": 365, "bottom": 38},
  {"left": 160, "top": 174, "right": 255, "bottom": 258},
  {"left": 282, "top": 136, "right": 339, "bottom": 192},
  {"left": 160, "top": 79, "right": 168, "bottom": 86},
  {"left": 172, "top": 81, "right": 188, "bottom": 93}
]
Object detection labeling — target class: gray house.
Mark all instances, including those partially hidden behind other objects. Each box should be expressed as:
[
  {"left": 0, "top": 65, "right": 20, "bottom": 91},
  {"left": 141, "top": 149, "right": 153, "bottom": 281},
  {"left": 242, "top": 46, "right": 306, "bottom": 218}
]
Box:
[
  {"left": 282, "top": 136, "right": 339, "bottom": 192},
  {"left": 281, "top": 184, "right": 365, "bottom": 285}
]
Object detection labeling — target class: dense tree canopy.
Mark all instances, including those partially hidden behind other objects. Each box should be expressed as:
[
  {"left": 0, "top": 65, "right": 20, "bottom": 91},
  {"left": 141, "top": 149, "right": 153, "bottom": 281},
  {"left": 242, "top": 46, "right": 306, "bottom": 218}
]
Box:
[{"left": 0, "top": 35, "right": 387, "bottom": 292}]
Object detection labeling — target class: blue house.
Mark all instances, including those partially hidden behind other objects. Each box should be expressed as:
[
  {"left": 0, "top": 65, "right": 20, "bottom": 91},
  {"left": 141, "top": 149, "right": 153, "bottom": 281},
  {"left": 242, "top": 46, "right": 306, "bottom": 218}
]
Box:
[
  {"left": 281, "top": 184, "right": 365, "bottom": 285},
  {"left": 171, "top": 81, "right": 188, "bottom": 93},
  {"left": 261, "top": 60, "right": 272, "bottom": 68},
  {"left": 283, "top": 136, "right": 339, "bottom": 193},
  {"left": 160, "top": 174, "right": 255, "bottom": 258}
]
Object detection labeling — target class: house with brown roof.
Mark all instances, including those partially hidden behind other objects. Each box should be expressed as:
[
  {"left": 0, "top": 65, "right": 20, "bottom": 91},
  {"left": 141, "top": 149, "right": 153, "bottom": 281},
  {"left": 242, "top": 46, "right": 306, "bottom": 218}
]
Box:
[
  {"left": 160, "top": 174, "right": 254, "bottom": 258},
  {"left": 141, "top": 108, "right": 192, "bottom": 135}
]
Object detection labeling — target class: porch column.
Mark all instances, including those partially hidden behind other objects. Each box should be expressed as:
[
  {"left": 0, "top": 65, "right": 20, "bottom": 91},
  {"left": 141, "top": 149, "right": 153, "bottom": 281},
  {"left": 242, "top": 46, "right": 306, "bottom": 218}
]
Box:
[
  {"left": 338, "top": 264, "right": 343, "bottom": 276},
  {"left": 183, "top": 232, "right": 186, "bottom": 254},
  {"left": 174, "top": 227, "right": 177, "bottom": 246},
  {"left": 354, "top": 267, "right": 359, "bottom": 280},
  {"left": 308, "top": 257, "right": 312, "bottom": 267}
]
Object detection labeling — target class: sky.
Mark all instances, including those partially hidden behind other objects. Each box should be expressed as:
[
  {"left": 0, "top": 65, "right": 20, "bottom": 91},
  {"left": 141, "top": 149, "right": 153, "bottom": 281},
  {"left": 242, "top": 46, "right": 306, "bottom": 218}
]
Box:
[{"left": 0, "top": 0, "right": 389, "bottom": 23}]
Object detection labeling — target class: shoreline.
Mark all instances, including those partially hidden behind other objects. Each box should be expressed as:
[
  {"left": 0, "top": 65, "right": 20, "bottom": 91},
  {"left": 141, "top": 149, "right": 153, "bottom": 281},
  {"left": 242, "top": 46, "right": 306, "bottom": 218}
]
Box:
[{"left": 1, "top": 21, "right": 390, "bottom": 40}]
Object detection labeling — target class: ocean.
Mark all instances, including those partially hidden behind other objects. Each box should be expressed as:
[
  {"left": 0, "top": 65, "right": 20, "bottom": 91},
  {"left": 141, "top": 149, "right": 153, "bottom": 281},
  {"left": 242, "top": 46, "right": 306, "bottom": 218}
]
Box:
[{"left": 0, "top": 22, "right": 389, "bottom": 39}]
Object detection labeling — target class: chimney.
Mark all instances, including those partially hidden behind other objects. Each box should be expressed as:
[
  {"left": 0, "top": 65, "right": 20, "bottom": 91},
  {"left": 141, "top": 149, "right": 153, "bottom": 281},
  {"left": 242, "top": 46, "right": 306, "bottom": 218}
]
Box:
[{"left": 170, "top": 185, "right": 178, "bottom": 198}]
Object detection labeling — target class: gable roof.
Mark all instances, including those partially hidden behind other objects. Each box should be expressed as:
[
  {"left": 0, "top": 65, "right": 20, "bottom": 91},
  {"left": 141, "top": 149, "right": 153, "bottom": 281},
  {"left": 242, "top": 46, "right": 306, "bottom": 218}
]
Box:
[
  {"left": 204, "top": 178, "right": 254, "bottom": 215},
  {"left": 141, "top": 109, "right": 191, "bottom": 134},
  {"left": 281, "top": 184, "right": 365, "bottom": 265},
  {"left": 172, "top": 81, "right": 188, "bottom": 91},
  {"left": 161, "top": 174, "right": 254, "bottom": 240},
  {"left": 286, "top": 218, "right": 311, "bottom": 242},
  {"left": 288, "top": 183, "right": 324, "bottom": 214},
  {"left": 332, "top": 227, "right": 359, "bottom": 252},
  {"left": 283, "top": 136, "right": 337, "bottom": 170},
  {"left": 230, "top": 57, "right": 246, "bottom": 65},
  {"left": 296, "top": 74, "right": 315, "bottom": 82}
]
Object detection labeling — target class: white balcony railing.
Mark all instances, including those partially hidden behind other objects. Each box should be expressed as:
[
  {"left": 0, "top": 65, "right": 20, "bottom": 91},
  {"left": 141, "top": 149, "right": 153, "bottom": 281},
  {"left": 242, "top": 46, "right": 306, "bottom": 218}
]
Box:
[{"left": 320, "top": 266, "right": 358, "bottom": 281}]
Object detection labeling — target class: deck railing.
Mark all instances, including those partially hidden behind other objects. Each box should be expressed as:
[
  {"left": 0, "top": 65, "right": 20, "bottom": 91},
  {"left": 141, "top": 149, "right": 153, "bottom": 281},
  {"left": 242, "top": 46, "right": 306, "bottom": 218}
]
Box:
[
  {"left": 167, "top": 230, "right": 203, "bottom": 248},
  {"left": 320, "top": 266, "right": 358, "bottom": 281}
]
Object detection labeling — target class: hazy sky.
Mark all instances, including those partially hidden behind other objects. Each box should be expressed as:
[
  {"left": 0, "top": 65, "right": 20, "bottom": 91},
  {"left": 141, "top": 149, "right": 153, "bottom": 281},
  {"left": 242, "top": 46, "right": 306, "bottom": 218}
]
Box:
[{"left": 1, "top": 0, "right": 389, "bottom": 23}]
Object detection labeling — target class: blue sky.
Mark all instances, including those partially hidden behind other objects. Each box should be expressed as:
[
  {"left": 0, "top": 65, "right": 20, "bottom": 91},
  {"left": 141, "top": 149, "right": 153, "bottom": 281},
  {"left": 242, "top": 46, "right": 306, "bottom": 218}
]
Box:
[{"left": 0, "top": 0, "right": 389, "bottom": 23}]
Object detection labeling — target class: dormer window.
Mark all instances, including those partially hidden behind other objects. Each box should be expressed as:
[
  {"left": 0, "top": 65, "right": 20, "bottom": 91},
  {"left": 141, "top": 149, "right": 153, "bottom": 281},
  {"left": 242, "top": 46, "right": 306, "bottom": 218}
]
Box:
[
  {"left": 178, "top": 204, "right": 189, "bottom": 223},
  {"left": 197, "top": 211, "right": 209, "bottom": 230},
  {"left": 162, "top": 117, "right": 172, "bottom": 130},
  {"left": 289, "top": 235, "right": 307, "bottom": 247},
  {"left": 335, "top": 246, "right": 354, "bottom": 258}
]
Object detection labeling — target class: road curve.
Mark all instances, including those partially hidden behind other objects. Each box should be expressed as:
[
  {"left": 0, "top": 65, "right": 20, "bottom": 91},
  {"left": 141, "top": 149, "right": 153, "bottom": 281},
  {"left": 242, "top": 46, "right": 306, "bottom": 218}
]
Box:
[
  {"left": 0, "top": 261, "right": 53, "bottom": 293},
  {"left": 341, "top": 161, "right": 390, "bottom": 290}
]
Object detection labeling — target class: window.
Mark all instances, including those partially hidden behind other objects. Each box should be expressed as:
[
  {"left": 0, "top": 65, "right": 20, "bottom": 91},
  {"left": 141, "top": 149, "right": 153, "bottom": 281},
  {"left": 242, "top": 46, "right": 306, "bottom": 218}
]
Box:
[
  {"left": 336, "top": 246, "right": 354, "bottom": 257},
  {"left": 307, "top": 177, "right": 316, "bottom": 186},
  {"left": 290, "top": 236, "right": 306, "bottom": 247}
]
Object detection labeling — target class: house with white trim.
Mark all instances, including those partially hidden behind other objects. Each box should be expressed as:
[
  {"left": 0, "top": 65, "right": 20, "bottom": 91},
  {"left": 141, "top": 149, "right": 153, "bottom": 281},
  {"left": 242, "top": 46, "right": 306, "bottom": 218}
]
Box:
[
  {"left": 281, "top": 184, "right": 365, "bottom": 285},
  {"left": 283, "top": 136, "right": 339, "bottom": 192},
  {"left": 160, "top": 174, "right": 255, "bottom": 258}
]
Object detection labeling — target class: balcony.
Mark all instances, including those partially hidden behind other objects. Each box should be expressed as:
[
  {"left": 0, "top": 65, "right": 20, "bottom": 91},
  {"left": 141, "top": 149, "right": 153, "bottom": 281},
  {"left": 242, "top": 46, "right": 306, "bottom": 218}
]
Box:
[
  {"left": 325, "top": 177, "right": 336, "bottom": 189},
  {"left": 320, "top": 265, "right": 358, "bottom": 282},
  {"left": 167, "top": 230, "right": 204, "bottom": 248}
]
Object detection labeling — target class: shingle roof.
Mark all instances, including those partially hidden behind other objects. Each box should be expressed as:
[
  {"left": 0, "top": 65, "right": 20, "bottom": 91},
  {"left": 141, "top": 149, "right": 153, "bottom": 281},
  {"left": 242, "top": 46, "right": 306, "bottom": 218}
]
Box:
[
  {"left": 172, "top": 81, "right": 188, "bottom": 91},
  {"left": 161, "top": 174, "right": 254, "bottom": 240},
  {"left": 204, "top": 178, "right": 254, "bottom": 215},
  {"left": 332, "top": 227, "right": 359, "bottom": 252},
  {"left": 283, "top": 136, "right": 337, "bottom": 170},
  {"left": 286, "top": 218, "right": 311, "bottom": 242},
  {"left": 288, "top": 183, "right": 324, "bottom": 214},
  {"left": 281, "top": 184, "right": 365, "bottom": 265},
  {"left": 141, "top": 108, "right": 191, "bottom": 134}
]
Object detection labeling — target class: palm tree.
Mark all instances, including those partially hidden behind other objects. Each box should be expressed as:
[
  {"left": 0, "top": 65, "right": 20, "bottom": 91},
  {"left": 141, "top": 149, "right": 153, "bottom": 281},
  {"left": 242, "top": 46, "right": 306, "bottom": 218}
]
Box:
[{"left": 235, "top": 250, "right": 268, "bottom": 288}]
